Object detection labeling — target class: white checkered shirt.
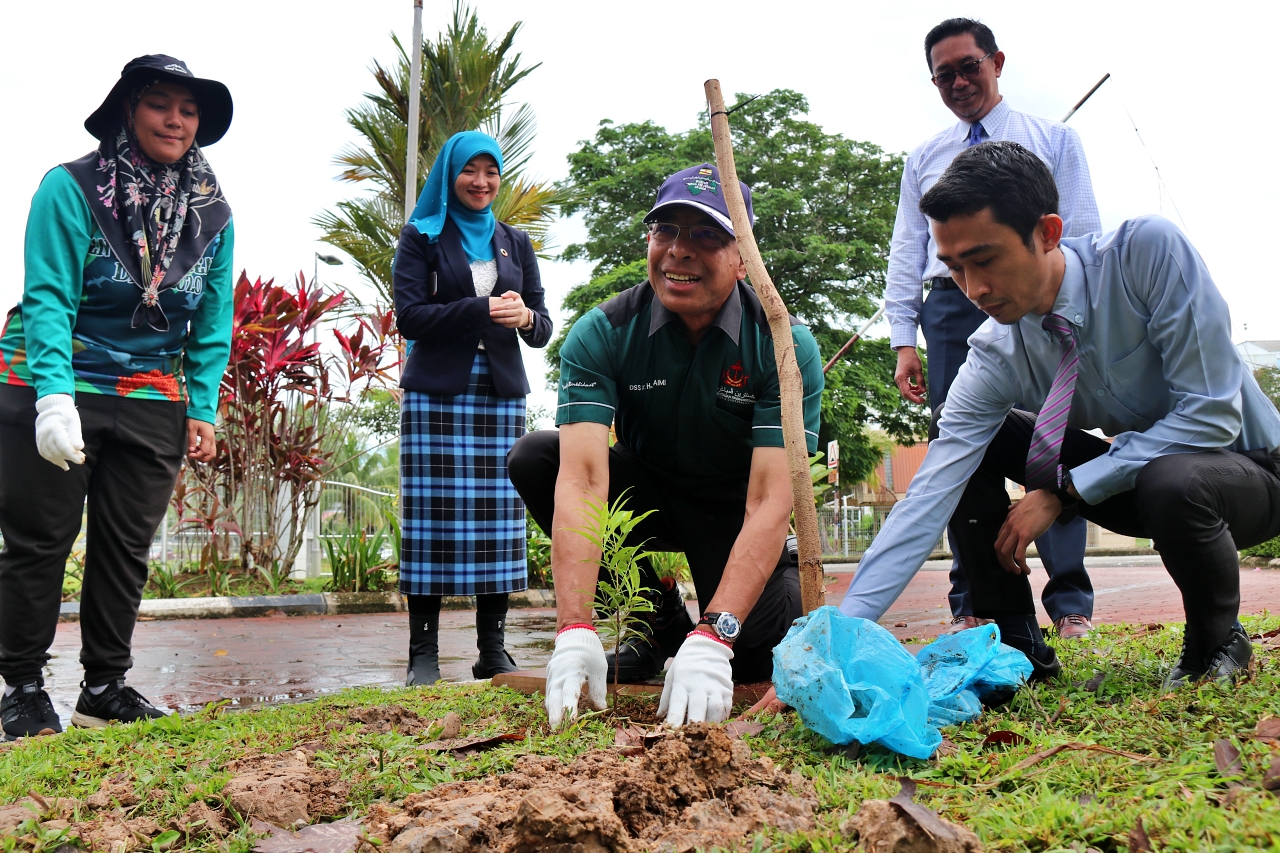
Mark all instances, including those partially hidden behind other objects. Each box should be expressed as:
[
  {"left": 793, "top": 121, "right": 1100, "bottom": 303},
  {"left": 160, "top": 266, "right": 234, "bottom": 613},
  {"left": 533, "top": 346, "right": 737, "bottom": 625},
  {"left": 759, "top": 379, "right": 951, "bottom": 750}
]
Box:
[{"left": 885, "top": 98, "right": 1101, "bottom": 349}]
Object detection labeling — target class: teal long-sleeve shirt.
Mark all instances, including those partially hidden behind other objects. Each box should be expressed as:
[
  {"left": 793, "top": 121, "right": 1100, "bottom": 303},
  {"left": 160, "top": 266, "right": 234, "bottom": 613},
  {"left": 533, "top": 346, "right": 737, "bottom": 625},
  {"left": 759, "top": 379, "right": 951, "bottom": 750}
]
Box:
[{"left": 0, "top": 167, "right": 234, "bottom": 423}]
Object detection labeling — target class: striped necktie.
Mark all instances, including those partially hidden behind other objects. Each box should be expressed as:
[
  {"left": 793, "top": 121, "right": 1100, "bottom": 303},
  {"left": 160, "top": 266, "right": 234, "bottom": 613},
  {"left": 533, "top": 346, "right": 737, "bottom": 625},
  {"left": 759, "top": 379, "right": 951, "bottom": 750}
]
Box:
[
  {"left": 1025, "top": 314, "right": 1079, "bottom": 491},
  {"left": 967, "top": 122, "right": 984, "bottom": 147}
]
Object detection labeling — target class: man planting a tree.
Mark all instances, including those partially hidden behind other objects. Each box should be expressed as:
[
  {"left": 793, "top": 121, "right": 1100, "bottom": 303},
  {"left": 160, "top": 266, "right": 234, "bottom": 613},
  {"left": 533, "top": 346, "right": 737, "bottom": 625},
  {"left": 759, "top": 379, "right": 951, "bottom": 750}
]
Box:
[{"left": 507, "top": 165, "right": 824, "bottom": 728}]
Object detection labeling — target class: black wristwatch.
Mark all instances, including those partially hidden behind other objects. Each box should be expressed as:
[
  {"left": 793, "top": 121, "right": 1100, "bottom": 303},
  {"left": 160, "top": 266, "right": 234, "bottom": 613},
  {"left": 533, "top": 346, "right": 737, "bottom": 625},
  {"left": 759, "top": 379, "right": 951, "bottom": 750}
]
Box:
[
  {"left": 697, "top": 612, "right": 742, "bottom": 643},
  {"left": 1050, "top": 470, "right": 1080, "bottom": 511}
]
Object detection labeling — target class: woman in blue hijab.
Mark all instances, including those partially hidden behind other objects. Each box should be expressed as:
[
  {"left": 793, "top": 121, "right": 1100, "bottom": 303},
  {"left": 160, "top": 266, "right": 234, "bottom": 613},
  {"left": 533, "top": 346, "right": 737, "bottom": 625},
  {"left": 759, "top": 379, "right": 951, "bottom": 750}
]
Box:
[{"left": 392, "top": 131, "right": 552, "bottom": 685}]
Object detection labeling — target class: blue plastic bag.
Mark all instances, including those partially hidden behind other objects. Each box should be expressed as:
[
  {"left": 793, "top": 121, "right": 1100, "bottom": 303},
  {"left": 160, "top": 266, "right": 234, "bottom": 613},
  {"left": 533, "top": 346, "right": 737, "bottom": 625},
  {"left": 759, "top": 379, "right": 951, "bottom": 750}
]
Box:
[{"left": 772, "top": 606, "right": 1033, "bottom": 759}]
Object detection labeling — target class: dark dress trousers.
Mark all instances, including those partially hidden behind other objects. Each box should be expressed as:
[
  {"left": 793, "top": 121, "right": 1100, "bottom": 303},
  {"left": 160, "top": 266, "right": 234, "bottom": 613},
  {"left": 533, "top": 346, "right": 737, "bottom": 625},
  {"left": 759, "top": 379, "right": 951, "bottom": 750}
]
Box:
[{"left": 394, "top": 218, "right": 552, "bottom": 396}]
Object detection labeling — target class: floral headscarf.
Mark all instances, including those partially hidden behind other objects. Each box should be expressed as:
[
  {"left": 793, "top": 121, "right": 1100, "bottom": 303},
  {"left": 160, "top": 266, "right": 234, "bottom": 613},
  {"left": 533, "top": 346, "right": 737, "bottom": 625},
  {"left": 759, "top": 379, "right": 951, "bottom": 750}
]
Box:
[{"left": 63, "top": 80, "right": 231, "bottom": 331}]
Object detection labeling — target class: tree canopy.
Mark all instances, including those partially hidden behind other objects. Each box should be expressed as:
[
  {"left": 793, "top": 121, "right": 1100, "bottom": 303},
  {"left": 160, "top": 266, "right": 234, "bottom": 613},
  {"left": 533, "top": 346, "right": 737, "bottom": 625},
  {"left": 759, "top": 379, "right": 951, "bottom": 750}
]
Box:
[{"left": 554, "top": 90, "right": 927, "bottom": 483}]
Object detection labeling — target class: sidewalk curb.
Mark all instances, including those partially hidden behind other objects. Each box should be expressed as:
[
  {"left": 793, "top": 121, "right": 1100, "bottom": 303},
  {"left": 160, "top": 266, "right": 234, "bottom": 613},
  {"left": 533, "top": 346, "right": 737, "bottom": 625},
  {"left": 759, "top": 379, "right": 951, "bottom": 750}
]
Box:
[
  {"left": 823, "top": 546, "right": 1161, "bottom": 567},
  {"left": 58, "top": 588, "right": 558, "bottom": 623}
]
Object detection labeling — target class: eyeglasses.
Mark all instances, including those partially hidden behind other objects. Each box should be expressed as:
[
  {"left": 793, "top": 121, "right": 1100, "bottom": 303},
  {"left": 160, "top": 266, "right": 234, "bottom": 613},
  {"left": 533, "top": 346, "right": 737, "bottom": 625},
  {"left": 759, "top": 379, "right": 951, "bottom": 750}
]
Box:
[
  {"left": 930, "top": 52, "right": 994, "bottom": 88},
  {"left": 647, "top": 222, "right": 732, "bottom": 251}
]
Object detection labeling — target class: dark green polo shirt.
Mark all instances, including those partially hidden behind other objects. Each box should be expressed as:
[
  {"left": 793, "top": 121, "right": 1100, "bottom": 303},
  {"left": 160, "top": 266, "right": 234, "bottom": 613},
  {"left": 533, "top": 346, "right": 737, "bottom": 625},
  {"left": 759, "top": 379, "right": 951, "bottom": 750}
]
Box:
[{"left": 556, "top": 281, "right": 823, "bottom": 481}]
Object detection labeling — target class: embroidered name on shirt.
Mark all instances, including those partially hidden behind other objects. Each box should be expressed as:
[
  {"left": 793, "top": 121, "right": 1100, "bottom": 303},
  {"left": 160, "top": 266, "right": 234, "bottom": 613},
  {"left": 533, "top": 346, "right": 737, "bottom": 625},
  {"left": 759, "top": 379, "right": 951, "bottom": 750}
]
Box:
[
  {"left": 628, "top": 379, "right": 667, "bottom": 391},
  {"left": 563, "top": 381, "right": 597, "bottom": 389}
]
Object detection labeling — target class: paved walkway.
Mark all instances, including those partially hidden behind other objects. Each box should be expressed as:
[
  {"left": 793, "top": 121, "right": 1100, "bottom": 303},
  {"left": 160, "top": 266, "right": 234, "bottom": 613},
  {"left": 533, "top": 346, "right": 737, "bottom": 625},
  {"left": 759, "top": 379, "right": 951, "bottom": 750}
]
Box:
[{"left": 41, "top": 558, "right": 1280, "bottom": 724}]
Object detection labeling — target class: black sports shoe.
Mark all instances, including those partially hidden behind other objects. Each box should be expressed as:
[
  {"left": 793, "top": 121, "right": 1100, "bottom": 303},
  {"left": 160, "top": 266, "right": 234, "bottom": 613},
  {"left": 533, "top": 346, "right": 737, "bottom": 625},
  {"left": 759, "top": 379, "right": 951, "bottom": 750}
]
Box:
[
  {"left": 605, "top": 577, "right": 694, "bottom": 682},
  {"left": 1, "top": 683, "right": 62, "bottom": 741},
  {"left": 70, "top": 680, "right": 166, "bottom": 728},
  {"left": 1162, "top": 622, "right": 1253, "bottom": 690}
]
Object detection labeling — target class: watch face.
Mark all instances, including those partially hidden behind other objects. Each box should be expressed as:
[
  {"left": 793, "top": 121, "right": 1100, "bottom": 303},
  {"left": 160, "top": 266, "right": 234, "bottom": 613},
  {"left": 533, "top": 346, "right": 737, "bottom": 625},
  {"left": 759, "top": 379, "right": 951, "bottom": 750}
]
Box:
[{"left": 715, "top": 612, "right": 742, "bottom": 641}]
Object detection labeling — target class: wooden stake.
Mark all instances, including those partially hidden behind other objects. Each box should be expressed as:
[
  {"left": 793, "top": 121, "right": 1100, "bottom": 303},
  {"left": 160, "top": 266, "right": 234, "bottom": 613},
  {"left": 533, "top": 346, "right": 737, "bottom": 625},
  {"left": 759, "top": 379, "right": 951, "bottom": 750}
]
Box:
[{"left": 704, "top": 79, "right": 825, "bottom": 615}]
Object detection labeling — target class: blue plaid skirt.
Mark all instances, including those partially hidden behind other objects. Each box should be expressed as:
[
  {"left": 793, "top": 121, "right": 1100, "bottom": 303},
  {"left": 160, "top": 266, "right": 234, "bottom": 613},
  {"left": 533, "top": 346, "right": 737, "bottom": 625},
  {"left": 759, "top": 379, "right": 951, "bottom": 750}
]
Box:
[{"left": 399, "top": 351, "right": 527, "bottom": 596}]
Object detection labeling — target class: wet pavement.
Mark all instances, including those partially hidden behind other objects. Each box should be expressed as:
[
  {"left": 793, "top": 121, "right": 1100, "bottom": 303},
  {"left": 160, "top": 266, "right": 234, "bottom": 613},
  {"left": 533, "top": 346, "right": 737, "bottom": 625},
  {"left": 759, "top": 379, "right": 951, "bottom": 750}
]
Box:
[{"left": 41, "top": 558, "right": 1280, "bottom": 724}]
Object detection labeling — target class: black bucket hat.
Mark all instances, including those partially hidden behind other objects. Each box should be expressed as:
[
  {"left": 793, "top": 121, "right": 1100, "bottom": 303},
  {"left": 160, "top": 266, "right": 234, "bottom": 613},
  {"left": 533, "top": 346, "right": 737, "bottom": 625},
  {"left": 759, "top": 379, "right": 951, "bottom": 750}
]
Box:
[{"left": 84, "top": 54, "right": 233, "bottom": 147}]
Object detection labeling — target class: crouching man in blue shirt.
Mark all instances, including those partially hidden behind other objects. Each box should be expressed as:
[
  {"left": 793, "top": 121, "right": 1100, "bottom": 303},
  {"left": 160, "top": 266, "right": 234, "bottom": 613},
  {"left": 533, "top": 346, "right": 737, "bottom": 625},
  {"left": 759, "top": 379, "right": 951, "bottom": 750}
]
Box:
[{"left": 839, "top": 141, "right": 1280, "bottom": 689}]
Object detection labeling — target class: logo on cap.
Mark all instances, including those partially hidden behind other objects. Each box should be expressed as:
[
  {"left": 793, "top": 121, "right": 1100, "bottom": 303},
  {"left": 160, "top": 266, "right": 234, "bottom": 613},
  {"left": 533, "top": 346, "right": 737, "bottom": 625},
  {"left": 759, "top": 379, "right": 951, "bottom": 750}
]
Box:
[
  {"left": 164, "top": 63, "right": 190, "bottom": 74},
  {"left": 685, "top": 176, "right": 719, "bottom": 196}
]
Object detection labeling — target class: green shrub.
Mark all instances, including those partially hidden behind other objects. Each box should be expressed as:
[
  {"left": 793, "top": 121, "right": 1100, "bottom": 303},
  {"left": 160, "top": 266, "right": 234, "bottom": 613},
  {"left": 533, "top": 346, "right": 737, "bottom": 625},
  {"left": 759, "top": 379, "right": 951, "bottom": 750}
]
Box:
[{"left": 1241, "top": 535, "right": 1280, "bottom": 559}]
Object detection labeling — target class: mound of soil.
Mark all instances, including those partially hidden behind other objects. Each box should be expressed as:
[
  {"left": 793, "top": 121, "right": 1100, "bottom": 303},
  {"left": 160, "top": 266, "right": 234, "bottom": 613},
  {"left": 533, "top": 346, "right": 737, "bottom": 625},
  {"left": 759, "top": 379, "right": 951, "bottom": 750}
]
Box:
[
  {"left": 223, "top": 749, "right": 351, "bottom": 828},
  {"left": 348, "top": 705, "right": 430, "bottom": 735},
  {"left": 364, "top": 722, "right": 816, "bottom": 853}
]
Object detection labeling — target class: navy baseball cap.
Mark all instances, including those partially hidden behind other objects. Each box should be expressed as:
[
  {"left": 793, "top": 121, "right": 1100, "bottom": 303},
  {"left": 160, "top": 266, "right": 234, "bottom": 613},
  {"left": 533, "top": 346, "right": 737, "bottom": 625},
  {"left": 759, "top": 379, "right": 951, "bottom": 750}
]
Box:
[{"left": 644, "top": 164, "right": 754, "bottom": 236}]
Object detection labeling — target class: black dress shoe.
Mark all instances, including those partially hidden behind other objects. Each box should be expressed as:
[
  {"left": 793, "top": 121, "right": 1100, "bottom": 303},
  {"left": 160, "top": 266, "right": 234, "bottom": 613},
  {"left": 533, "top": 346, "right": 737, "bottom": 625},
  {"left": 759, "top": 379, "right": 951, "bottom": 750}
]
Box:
[
  {"left": 605, "top": 577, "right": 694, "bottom": 682},
  {"left": 70, "top": 680, "right": 166, "bottom": 728},
  {"left": 1, "top": 683, "right": 62, "bottom": 741},
  {"left": 1024, "top": 643, "right": 1062, "bottom": 682},
  {"left": 1162, "top": 622, "right": 1252, "bottom": 690}
]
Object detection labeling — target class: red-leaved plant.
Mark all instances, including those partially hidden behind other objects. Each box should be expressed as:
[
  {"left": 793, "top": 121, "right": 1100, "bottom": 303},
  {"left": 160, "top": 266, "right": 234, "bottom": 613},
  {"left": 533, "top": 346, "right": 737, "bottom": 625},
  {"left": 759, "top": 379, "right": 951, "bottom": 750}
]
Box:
[{"left": 175, "top": 271, "right": 399, "bottom": 578}]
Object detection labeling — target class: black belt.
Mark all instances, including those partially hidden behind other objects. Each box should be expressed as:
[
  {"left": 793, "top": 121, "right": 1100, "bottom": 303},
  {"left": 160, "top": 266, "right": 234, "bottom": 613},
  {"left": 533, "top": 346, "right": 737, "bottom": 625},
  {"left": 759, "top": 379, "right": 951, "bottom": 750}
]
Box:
[{"left": 928, "top": 277, "right": 959, "bottom": 291}]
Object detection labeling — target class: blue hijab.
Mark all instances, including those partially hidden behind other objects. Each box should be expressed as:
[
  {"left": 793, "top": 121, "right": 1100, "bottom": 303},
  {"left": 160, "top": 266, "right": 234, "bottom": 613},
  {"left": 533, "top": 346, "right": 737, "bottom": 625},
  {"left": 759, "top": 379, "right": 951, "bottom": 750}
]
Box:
[{"left": 407, "top": 131, "right": 504, "bottom": 263}]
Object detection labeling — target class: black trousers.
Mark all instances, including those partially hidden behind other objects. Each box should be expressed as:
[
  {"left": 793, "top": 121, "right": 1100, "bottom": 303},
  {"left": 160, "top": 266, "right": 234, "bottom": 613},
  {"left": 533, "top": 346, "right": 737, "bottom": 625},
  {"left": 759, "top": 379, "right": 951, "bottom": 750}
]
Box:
[
  {"left": 507, "top": 430, "right": 801, "bottom": 683},
  {"left": 923, "top": 283, "right": 1094, "bottom": 621},
  {"left": 0, "top": 385, "right": 186, "bottom": 687},
  {"left": 951, "top": 408, "right": 1280, "bottom": 665}
]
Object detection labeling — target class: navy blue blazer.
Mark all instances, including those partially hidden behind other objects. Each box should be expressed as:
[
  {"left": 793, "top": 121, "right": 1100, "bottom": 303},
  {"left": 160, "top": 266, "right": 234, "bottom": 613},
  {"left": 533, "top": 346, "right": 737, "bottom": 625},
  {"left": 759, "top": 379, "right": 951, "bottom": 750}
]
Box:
[{"left": 394, "top": 218, "right": 552, "bottom": 397}]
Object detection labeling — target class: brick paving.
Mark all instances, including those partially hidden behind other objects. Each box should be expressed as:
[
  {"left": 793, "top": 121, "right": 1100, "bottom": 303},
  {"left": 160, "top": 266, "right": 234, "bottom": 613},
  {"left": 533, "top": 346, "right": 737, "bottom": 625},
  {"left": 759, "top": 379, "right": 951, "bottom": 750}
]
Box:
[{"left": 40, "top": 559, "right": 1280, "bottom": 724}]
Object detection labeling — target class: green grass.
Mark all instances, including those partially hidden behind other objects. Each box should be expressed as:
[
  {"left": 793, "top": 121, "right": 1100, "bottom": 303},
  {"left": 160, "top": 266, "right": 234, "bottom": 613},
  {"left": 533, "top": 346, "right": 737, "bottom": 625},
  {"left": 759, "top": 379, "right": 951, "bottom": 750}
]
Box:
[{"left": 2, "top": 616, "right": 1277, "bottom": 852}]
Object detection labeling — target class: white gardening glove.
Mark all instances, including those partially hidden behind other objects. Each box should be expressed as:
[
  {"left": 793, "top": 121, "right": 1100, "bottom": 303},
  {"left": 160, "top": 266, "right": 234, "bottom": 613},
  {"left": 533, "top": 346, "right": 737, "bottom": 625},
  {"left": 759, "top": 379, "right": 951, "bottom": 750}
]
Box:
[
  {"left": 544, "top": 625, "right": 607, "bottom": 729},
  {"left": 34, "top": 394, "right": 85, "bottom": 471},
  {"left": 658, "top": 631, "right": 734, "bottom": 727}
]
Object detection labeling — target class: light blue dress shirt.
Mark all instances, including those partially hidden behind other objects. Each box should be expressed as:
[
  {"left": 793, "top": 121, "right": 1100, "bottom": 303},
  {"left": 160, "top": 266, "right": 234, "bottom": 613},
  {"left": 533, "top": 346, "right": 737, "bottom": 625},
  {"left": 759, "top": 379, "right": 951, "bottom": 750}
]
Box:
[
  {"left": 841, "top": 216, "right": 1280, "bottom": 621},
  {"left": 885, "top": 99, "right": 1102, "bottom": 349}
]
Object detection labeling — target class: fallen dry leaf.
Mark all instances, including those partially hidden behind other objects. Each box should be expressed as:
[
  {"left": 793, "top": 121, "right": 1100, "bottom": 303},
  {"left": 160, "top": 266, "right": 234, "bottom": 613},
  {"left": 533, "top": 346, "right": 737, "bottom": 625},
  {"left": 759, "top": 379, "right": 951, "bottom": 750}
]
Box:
[
  {"left": 214, "top": 650, "right": 228, "bottom": 656},
  {"left": 1263, "top": 757, "right": 1280, "bottom": 792},
  {"left": 894, "top": 622, "right": 908, "bottom": 628},
  {"left": 935, "top": 739, "right": 959, "bottom": 758},
  {"left": 844, "top": 778, "right": 983, "bottom": 852},
  {"left": 724, "top": 720, "right": 765, "bottom": 739},
  {"left": 981, "top": 730, "right": 1030, "bottom": 748},
  {"left": 1129, "top": 817, "right": 1153, "bottom": 851},
  {"left": 1083, "top": 672, "right": 1106, "bottom": 692},
  {"left": 613, "top": 725, "right": 665, "bottom": 756},
  {"left": 252, "top": 818, "right": 365, "bottom": 853},
  {"left": 1214, "top": 739, "right": 1244, "bottom": 778},
  {"left": 1254, "top": 717, "right": 1280, "bottom": 742},
  {"left": 420, "top": 730, "right": 525, "bottom": 755}
]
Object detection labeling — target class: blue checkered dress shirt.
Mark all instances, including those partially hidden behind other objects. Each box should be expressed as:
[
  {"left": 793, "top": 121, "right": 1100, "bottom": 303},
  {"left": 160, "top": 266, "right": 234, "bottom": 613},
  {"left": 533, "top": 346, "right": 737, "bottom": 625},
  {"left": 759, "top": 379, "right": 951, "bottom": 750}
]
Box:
[{"left": 885, "top": 99, "right": 1102, "bottom": 349}]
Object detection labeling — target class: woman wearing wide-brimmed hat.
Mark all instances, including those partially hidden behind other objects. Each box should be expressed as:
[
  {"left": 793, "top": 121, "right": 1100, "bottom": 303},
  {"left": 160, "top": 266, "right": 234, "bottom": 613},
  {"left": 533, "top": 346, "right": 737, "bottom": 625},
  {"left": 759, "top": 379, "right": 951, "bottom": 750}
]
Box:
[
  {"left": 393, "top": 131, "right": 552, "bottom": 686},
  {"left": 0, "top": 55, "right": 235, "bottom": 739}
]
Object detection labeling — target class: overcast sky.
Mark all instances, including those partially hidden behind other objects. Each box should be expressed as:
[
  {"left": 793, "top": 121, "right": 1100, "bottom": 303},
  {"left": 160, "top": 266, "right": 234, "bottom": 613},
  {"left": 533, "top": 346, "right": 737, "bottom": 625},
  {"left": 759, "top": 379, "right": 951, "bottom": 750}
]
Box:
[{"left": 2, "top": 0, "right": 1273, "bottom": 415}]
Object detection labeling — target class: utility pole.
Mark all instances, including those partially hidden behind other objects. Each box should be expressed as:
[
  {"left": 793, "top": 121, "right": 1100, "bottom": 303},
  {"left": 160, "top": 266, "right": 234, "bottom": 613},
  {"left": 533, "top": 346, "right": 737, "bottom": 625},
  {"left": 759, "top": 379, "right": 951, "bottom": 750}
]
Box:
[{"left": 404, "top": 0, "right": 424, "bottom": 222}]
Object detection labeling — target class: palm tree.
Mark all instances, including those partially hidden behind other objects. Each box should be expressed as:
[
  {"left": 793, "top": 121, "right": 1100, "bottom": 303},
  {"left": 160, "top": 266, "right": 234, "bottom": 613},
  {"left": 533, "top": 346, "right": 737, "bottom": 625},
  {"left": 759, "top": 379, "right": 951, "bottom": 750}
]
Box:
[{"left": 316, "top": 2, "right": 568, "bottom": 303}]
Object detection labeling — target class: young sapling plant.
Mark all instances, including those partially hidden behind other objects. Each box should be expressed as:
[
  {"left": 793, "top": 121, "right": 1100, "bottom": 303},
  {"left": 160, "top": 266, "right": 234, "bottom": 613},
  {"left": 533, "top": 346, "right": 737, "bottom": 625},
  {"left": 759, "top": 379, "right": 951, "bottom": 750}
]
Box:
[{"left": 569, "top": 490, "right": 658, "bottom": 708}]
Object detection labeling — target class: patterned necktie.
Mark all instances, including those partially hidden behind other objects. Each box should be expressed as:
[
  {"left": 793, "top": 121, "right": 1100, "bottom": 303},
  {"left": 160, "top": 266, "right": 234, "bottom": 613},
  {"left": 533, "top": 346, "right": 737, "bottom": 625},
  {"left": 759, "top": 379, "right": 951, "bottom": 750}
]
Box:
[
  {"left": 967, "top": 122, "right": 984, "bottom": 147},
  {"left": 1025, "top": 314, "right": 1079, "bottom": 491}
]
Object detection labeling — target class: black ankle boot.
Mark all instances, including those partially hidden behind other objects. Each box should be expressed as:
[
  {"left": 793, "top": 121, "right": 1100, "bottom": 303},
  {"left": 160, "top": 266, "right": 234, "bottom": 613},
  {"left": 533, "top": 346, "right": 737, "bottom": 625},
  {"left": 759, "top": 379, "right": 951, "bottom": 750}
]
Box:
[
  {"left": 406, "top": 612, "right": 441, "bottom": 687},
  {"left": 473, "top": 613, "right": 518, "bottom": 679}
]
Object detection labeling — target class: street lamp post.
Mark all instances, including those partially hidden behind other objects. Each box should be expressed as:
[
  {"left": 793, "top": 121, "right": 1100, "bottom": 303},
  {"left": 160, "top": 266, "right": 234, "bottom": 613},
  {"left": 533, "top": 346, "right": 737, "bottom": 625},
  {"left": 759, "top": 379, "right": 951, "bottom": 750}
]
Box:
[
  {"left": 314, "top": 252, "right": 342, "bottom": 290},
  {"left": 297, "top": 252, "right": 344, "bottom": 581}
]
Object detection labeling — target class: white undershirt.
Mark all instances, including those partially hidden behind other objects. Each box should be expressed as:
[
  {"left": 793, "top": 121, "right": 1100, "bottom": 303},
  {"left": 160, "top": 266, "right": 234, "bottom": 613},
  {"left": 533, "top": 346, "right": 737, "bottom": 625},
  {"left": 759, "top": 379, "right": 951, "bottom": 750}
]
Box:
[{"left": 471, "top": 259, "right": 498, "bottom": 350}]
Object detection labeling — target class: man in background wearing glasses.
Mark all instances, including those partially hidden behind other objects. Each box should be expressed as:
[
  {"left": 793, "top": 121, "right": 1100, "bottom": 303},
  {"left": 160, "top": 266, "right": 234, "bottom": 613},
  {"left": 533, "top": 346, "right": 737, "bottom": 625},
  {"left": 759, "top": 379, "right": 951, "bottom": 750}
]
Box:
[
  {"left": 887, "top": 17, "right": 1102, "bottom": 640},
  {"left": 508, "top": 164, "right": 823, "bottom": 728}
]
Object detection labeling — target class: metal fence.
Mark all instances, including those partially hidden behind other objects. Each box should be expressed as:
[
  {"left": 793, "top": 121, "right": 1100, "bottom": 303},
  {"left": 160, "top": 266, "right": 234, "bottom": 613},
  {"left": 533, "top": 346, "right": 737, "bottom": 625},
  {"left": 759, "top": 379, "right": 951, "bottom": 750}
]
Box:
[
  {"left": 150, "top": 480, "right": 396, "bottom": 577},
  {"left": 817, "top": 505, "right": 894, "bottom": 559}
]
